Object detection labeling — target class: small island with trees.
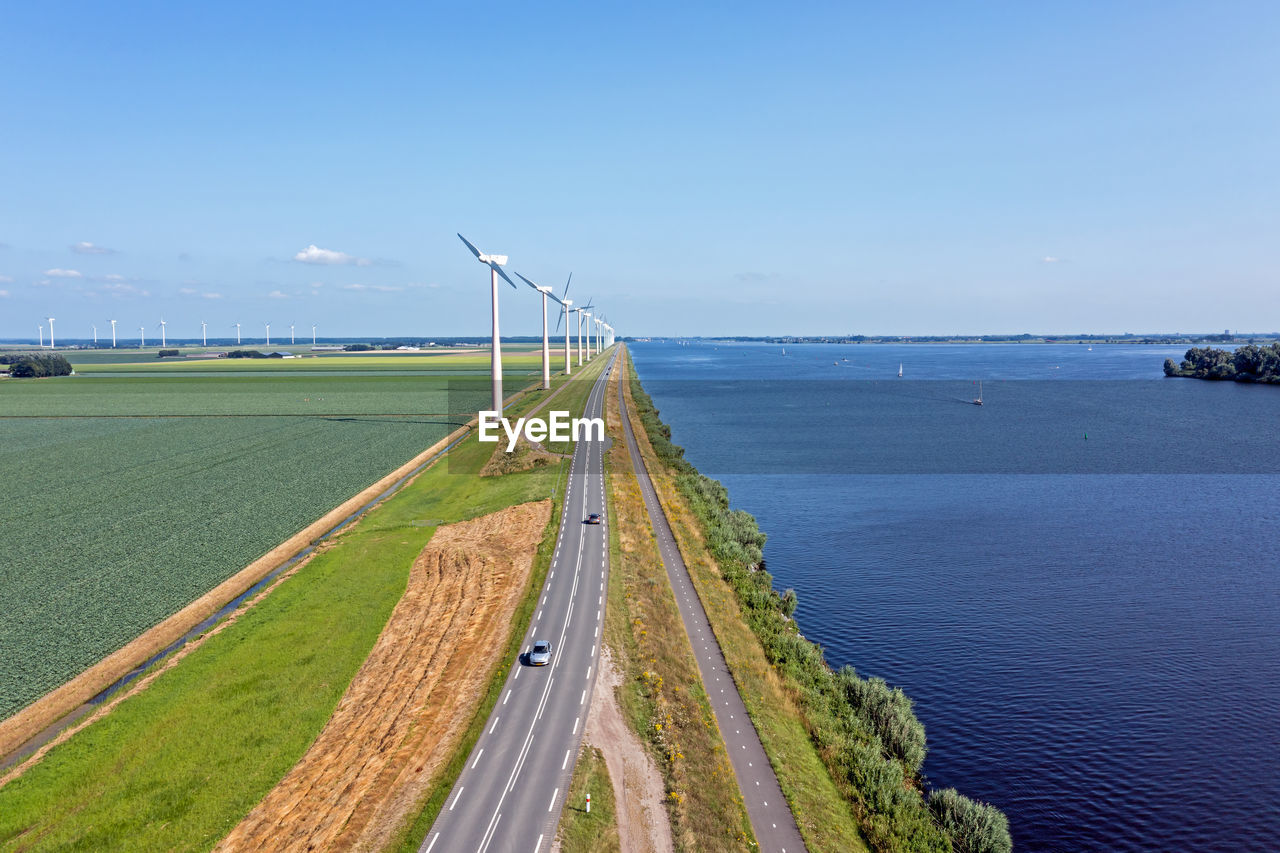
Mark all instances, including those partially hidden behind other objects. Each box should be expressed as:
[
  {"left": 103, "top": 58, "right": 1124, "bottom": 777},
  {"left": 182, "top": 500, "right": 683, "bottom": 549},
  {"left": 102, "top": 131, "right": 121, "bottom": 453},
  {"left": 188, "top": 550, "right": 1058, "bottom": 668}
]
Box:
[{"left": 1164, "top": 343, "right": 1280, "bottom": 383}]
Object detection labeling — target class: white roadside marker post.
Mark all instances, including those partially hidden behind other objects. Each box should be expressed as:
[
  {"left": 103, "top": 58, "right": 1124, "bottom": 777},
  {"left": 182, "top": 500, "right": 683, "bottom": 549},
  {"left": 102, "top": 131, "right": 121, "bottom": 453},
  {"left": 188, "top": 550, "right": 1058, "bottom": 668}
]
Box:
[{"left": 586, "top": 792, "right": 591, "bottom": 813}]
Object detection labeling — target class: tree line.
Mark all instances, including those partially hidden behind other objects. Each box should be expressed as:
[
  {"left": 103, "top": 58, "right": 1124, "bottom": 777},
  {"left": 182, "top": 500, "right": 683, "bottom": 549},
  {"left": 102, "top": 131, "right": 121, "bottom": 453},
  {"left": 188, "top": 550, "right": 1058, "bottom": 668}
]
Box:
[
  {"left": 1164, "top": 344, "right": 1280, "bottom": 383},
  {"left": 5, "top": 353, "right": 73, "bottom": 377}
]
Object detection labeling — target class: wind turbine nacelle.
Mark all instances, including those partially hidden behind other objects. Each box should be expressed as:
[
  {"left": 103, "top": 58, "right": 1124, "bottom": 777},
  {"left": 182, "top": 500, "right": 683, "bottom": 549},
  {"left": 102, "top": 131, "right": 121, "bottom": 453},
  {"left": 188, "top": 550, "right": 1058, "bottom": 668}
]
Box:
[{"left": 479, "top": 253, "right": 508, "bottom": 266}]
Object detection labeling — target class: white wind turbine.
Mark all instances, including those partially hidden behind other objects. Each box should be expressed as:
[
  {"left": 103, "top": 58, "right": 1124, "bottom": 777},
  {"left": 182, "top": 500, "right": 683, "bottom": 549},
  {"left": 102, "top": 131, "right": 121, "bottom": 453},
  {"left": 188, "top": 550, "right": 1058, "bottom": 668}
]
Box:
[
  {"left": 579, "top": 306, "right": 593, "bottom": 363},
  {"left": 290, "top": 322, "right": 295, "bottom": 345},
  {"left": 553, "top": 273, "right": 574, "bottom": 376},
  {"left": 38, "top": 324, "right": 44, "bottom": 348},
  {"left": 92, "top": 324, "right": 98, "bottom": 346},
  {"left": 47, "top": 317, "right": 56, "bottom": 349},
  {"left": 515, "top": 272, "right": 560, "bottom": 391},
  {"left": 201, "top": 321, "right": 207, "bottom": 347},
  {"left": 234, "top": 323, "right": 241, "bottom": 345},
  {"left": 458, "top": 233, "right": 518, "bottom": 414},
  {"left": 311, "top": 323, "right": 317, "bottom": 346},
  {"left": 110, "top": 319, "right": 117, "bottom": 348},
  {"left": 265, "top": 322, "right": 271, "bottom": 346},
  {"left": 139, "top": 325, "right": 146, "bottom": 347},
  {"left": 159, "top": 318, "right": 167, "bottom": 348}
]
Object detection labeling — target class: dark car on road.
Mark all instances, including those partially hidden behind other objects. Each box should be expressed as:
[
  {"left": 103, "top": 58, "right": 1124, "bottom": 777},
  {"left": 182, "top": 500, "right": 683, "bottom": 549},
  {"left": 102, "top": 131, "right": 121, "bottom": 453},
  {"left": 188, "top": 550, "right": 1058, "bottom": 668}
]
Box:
[
  {"left": 585, "top": 513, "right": 601, "bottom": 525},
  {"left": 528, "top": 640, "right": 553, "bottom": 666}
]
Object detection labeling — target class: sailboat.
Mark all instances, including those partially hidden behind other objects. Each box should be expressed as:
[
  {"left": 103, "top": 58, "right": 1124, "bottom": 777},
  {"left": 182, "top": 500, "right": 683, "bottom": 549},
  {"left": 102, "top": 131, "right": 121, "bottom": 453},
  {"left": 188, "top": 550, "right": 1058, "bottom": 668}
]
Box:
[
  {"left": 973, "top": 381, "right": 984, "bottom": 406},
  {"left": 898, "top": 363, "right": 903, "bottom": 377}
]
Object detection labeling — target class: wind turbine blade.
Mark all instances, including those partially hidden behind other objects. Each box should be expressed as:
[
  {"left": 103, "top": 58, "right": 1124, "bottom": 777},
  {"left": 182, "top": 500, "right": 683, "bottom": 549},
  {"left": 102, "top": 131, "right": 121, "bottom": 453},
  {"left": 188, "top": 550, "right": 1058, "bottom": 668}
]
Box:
[
  {"left": 514, "top": 271, "right": 541, "bottom": 291},
  {"left": 560, "top": 272, "right": 572, "bottom": 302},
  {"left": 493, "top": 264, "right": 518, "bottom": 290},
  {"left": 457, "top": 233, "right": 483, "bottom": 260}
]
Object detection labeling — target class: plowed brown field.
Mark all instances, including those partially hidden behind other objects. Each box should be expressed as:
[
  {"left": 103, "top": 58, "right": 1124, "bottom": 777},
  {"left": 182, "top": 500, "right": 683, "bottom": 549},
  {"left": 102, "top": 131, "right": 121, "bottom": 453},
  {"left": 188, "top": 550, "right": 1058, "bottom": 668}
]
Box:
[{"left": 216, "top": 499, "right": 552, "bottom": 852}]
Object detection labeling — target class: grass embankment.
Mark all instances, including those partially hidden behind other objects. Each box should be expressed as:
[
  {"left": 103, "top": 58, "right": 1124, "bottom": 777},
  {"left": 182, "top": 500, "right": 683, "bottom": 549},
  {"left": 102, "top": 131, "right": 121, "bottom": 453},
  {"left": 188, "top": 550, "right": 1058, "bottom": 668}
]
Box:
[
  {"left": 557, "top": 747, "right": 620, "bottom": 853},
  {"left": 0, "top": 362, "right": 601, "bottom": 851},
  {"left": 622, "top": 350, "right": 1011, "bottom": 853},
  {"left": 562, "top": 351, "right": 754, "bottom": 851}
]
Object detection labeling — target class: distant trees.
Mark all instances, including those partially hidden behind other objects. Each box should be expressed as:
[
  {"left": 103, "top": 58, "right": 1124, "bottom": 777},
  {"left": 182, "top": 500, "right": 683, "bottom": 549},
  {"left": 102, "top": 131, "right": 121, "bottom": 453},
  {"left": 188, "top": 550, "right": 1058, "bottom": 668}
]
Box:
[
  {"left": 7, "top": 353, "right": 73, "bottom": 377},
  {"left": 343, "top": 343, "right": 374, "bottom": 352},
  {"left": 1165, "top": 344, "right": 1280, "bottom": 383},
  {"left": 157, "top": 349, "right": 180, "bottom": 358},
  {"left": 227, "top": 350, "right": 268, "bottom": 359}
]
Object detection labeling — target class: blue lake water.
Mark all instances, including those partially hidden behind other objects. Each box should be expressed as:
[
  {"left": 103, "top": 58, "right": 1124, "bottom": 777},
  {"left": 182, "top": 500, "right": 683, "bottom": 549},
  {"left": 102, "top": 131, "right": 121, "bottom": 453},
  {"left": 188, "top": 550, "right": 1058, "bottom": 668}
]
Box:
[{"left": 628, "top": 341, "right": 1280, "bottom": 853}]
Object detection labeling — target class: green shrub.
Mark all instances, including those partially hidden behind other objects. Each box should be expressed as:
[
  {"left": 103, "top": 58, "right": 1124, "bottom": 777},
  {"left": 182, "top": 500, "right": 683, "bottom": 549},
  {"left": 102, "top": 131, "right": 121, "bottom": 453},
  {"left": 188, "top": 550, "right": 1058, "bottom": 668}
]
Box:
[
  {"left": 928, "top": 789, "right": 1011, "bottom": 853},
  {"left": 8, "top": 352, "right": 73, "bottom": 377}
]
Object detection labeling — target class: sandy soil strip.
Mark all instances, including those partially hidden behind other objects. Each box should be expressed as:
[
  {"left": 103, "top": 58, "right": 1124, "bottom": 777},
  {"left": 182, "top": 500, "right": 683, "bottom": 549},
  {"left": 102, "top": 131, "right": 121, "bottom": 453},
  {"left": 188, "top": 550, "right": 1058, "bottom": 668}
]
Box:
[
  {"left": 215, "top": 499, "right": 552, "bottom": 853},
  {"left": 0, "top": 423, "right": 469, "bottom": 763},
  {"left": 574, "top": 645, "right": 675, "bottom": 853}
]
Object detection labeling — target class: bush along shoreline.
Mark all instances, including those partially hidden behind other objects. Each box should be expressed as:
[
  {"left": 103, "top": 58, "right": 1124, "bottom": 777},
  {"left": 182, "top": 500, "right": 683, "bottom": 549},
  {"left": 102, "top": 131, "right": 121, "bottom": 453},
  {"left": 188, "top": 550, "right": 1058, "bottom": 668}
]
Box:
[
  {"left": 628, "top": 370, "right": 1011, "bottom": 853},
  {"left": 1164, "top": 344, "right": 1280, "bottom": 383}
]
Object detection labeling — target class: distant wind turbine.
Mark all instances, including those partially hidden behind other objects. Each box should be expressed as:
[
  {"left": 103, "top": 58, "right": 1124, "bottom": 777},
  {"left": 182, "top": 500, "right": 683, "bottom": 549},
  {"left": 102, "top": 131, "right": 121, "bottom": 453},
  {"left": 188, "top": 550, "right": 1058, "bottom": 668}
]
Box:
[
  {"left": 92, "top": 324, "right": 98, "bottom": 346},
  {"left": 38, "top": 325, "right": 44, "bottom": 348},
  {"left": 159, "top": 318, "right": 167, "bottom": 348},
  {"left": 458, "top": 233, "right": 518, "bottom": 414},
  {"left": 47, "top": 317, "right": 55, "bottom": 349},
  {"left": 553, "top": 273, "right": 573, "bottom": 376},
  {"left": 110, "top": 319, "right": 117, "bottom": 348},
  {"left": 139, "top": 325, "right": 146, "bottom": 347},
  {"left": 311, "top": 323, "right": 316, "bottom": 346},
  {"left": 234, "top": 323, "right": 241, "bottom": 345},
  {"left": 201, "top": 321, "right": 207, "bottom": 347},
  {"left": 515, "top": 272, "right": 559, "bottom": 390},
  {"left": 290, "top": 322, "right": 295, "bottom": 345},
  {"left": 265, "top": 322, "right": 271, "bottom": 347}
]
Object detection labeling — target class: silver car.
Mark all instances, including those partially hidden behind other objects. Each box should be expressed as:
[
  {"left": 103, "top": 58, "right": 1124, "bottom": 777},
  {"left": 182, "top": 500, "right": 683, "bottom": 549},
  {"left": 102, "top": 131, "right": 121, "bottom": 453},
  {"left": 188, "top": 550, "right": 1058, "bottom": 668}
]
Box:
[{"left": 528, "top": 640, "right": 553, "bottom": 666}]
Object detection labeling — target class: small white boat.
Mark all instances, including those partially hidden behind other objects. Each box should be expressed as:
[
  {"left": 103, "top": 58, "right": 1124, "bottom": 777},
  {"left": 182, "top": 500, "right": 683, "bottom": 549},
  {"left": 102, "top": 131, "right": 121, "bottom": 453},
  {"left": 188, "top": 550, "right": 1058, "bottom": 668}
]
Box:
[
  {"left": 898, "top": 363, "right": 903, "bottom": 377},
  {"left": 973, "top": 381, "right": 984, "bottom": 406}
]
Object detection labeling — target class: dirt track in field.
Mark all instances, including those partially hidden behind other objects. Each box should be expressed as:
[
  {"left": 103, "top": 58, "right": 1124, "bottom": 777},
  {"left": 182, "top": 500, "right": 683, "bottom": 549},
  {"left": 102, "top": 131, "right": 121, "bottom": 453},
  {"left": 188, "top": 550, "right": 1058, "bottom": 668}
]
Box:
[{"left": 215, "top": 499, "right": 551, "bottom": 853}]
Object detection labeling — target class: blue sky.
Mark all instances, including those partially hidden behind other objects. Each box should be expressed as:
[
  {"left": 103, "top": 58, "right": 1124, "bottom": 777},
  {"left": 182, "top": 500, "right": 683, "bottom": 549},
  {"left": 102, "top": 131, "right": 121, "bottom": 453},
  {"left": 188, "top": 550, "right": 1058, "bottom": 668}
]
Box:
[{"left": 1, "top": 1, "right": 1276, "bottom": 339}]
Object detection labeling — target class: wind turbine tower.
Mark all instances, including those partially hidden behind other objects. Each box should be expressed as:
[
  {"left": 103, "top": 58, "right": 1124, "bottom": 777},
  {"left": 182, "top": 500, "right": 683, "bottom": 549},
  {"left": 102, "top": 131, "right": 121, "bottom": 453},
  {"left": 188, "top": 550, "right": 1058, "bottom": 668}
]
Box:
[
  {"left": 234, "top": 323, "right": 241, "bottom": 345},
  {"left": 580, "top": 310, "right": 591, "bottom": 363},
  {"left": 201, "top": 321, "right": 207, "bottom": 347},
  {"left": 92, "top": 324, "right": 97, "bottom": 346},
  {"left": 38, "top": 325, "right": 44, "bottom": 348},
  {"left": 312, "top": 323, "right": 316, "bottom": 346},
  {"left": 139, "top": 325, "right": 146, "bottom": 347},
  {"left": 265, "top": 322, "right": 271, "bottom": 347},
  {"left": 515, "top": 272, "right": 558, "bottom": 391},
  {"left": 458, "top": 233, "right": 518, "bottom": 415},
  {"left": 290, "top": 322, "right": 295, "bottom": 345},
  {"left": 110, "top": 319, "right": 117, "bottom": 348},
  {"left": 159, "top": 318, "right": 167, "bottom": 348},
  {"left": 553, "top": 274, "right": 573, "bottom": 376},
  {"left": 47, "top": 317, "right": 55, "bottom": 349}
]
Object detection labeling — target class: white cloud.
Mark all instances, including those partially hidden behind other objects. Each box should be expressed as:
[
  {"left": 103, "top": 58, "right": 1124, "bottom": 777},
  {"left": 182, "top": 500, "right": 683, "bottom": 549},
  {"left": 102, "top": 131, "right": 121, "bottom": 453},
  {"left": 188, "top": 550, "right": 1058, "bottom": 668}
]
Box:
[
  {"left": 0, "top": 289, "right": 9, "bottom": 298},
  {"left": 71, "top": 241, "right": 116, "bottom": 255},
  {"left": 0, "top": 274, "right": 12, "bottom": 284},
  {"left": 104, "top": 273, "right": 127, "bottom": 281},
  {"left": 268, "top": 290, "right": 289, "bottom": 299},
  {"left": 293, "top": 244, "right": 371, "bottom": 266},
  {"left": 202, "top": 292, "right": 223, "bottom": 300},
  {"left": 102, "top": 282, "right": 150, "bottom": 297},
  {"left": 342, "top": 283, "right": 404, "bottom": 292},
  {"left": 179, "top": 287, "right": 198, "bottom": 295},
  {"left": 309, "top": 281, "right": 324, "bottom": 288},
  {"left": 1041, "top": 256, "right": 1062, "bottom": 263},
  {"left": 44, "top": 268, "right": 83, "bottom": 278}
]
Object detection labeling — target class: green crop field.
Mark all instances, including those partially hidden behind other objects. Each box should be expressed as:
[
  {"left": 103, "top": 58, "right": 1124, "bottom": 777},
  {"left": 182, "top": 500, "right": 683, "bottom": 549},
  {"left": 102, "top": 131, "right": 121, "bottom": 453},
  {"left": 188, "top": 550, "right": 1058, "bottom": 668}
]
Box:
[{"left": 0, "top": 351, "right": 552, "bottom": 720}]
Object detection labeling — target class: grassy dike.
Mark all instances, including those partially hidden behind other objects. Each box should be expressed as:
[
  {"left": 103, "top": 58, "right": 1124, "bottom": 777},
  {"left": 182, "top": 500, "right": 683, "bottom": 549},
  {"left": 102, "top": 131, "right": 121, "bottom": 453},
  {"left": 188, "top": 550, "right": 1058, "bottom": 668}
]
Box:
[
  {"left": 561, "top": 351, "right": 755, "bottom": 851},
  {"left": 0, "top": 355, "right": 611, "bottom": 852},
  {"left": 621, "top": 349, "right": 1011, "bottom": 853}
]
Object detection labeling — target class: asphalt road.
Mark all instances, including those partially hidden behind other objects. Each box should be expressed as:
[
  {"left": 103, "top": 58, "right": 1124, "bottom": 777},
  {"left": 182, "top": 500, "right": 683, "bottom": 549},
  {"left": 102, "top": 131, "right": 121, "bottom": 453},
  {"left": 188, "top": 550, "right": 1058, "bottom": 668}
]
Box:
[
  {"left": 617, "top": 356, "right": 808, "bottom": 853},
  {"left": 423, "top": 350, "right": 618, "bottom": 853}
]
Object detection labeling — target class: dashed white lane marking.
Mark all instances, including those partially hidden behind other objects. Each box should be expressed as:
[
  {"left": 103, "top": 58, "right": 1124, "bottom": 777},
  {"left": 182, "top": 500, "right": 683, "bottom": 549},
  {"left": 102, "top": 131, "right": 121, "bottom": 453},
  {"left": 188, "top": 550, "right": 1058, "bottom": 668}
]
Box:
[
  {"left": 504, "top": 690, "right": 512, "bottom": 705},
  {"left": 449, "top": 787, "right": 464, "bottom": 810},
  {"left": 562, "top": 748, "right": 572, "bottom": 770},
  {"left": 490, "top": 716, "right": 500, "bottom": 733},
  {"left": 586, "top": 665, "right": 592, "bottom": 680},
  {"left": 425, "top": 833, "right": 440, "bottom": 853},
  {"left": 534, "top": 834, "right": 544, "bottom": 853},
  {"left": 471, "top": 748, "right": 484, "bottom": 769},
  {"left": 580, "top": 689, "right": 586, "bottom": 705}
]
